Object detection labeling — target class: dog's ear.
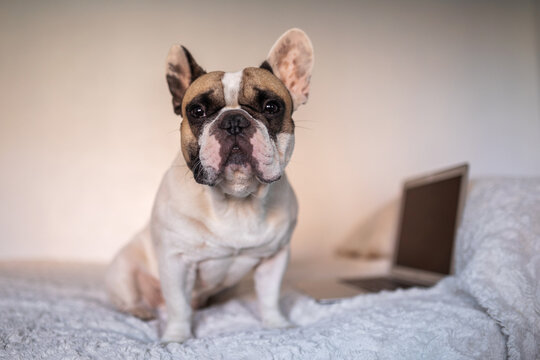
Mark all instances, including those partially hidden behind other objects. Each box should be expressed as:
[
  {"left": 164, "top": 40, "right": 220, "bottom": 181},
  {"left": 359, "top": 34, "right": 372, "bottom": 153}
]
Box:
[
  {"left": 166, "top": 45, "right": 206, "bottom": 115},
  {"left": 262, "top": 28, "right": 314, "bottom": 111}
]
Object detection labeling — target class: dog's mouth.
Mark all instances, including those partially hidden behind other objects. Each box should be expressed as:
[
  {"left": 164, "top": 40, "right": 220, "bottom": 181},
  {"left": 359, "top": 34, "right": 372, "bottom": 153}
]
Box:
[{"left": 224, "top": 140, "right": 250, "bottom": 166}]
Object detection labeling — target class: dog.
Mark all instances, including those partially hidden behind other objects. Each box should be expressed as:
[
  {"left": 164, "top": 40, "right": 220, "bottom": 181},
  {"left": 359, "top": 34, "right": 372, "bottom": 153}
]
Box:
[{"left": 105, "top": 28, "right": 314, "bottom": 343}]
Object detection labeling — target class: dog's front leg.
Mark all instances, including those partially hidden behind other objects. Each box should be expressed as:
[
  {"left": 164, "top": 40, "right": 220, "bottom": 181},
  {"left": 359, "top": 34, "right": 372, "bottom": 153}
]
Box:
[
  {"left": 158, "top": 251, "right": 196, "bottom": 343},
  {"left": 254, "top": 244, "right": 292, "bottom": 328}
]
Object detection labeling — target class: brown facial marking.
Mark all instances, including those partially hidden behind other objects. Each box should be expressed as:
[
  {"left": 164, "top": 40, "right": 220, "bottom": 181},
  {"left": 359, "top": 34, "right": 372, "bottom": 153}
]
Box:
[
  {"left": 239, "top": 67, "right": 295, "bottom": 135},
  {"left": 182, "top": 71, "right": 225, "bottom": 112},
  {"left": 180, "top": 71, "right": 226, "bottom": 183}
]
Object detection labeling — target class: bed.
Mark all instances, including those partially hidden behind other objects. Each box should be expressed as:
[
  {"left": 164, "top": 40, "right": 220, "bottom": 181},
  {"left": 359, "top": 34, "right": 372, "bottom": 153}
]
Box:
[{"left": 1, "top": 178, "right": 538, "bottom": 359}]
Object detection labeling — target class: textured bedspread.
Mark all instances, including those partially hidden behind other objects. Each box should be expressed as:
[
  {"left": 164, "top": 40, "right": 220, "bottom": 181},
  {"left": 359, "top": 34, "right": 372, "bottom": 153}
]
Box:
[
  {"left": 0, "top": 178, "right": 538, "bottom": 359},
  {"left": 0, "top": 262, "right": 504, "bottom": 360}
]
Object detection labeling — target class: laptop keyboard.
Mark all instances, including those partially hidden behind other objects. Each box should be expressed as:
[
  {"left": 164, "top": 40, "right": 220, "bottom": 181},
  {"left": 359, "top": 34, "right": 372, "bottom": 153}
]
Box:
[{"left": 341, "top": 277, "right": 427, "bottom": 293}]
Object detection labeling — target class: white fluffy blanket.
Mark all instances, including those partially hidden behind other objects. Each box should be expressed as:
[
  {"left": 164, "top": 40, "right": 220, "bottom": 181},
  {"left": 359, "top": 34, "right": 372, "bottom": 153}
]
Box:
[
  {"left": 0, "top": 178, "right": 538, "bottom": 359},
  {"left": 454, "top": 178, "right": 540, "bottom": 359}
]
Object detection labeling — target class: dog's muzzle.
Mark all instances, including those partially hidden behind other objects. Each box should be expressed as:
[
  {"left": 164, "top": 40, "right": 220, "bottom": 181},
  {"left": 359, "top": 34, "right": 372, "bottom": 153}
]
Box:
[{"left": 195, "top": 108, "right": 282, "bottom": 186}]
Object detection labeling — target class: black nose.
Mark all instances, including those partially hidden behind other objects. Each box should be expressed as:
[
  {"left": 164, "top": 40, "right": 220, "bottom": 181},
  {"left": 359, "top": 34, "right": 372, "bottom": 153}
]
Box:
[{"left": 219, "top": 112, "right": 250, "bottom": 135}]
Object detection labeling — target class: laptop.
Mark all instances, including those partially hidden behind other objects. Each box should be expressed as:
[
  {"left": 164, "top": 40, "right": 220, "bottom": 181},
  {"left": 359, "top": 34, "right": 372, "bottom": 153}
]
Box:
[{"left": 295, "top": 163, "right": 469, "bottom": 300}]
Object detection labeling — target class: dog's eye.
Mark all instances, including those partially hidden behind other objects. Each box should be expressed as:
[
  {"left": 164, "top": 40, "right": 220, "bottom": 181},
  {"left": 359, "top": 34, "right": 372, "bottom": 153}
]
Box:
[
  {"left": 263, "top": 100, "right": 280, "bottom": 114},
  {"left": 189, "top": 105, "right": 206, "bottom": 118}
]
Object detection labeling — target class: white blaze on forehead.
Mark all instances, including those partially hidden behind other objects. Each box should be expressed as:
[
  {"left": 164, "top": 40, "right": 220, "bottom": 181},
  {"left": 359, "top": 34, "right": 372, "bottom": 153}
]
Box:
[{"left": 221, "top": 70, "right": 243, "bottom": 107}]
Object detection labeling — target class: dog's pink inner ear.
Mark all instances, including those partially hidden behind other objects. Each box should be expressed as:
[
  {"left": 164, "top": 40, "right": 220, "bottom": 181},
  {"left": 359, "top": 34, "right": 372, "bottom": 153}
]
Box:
[
  {"left": 166, "top": 45, "right": 206, "bottom": 115},
  {"left": 267, "top": 29, "right": 314, "bottom": 110}
]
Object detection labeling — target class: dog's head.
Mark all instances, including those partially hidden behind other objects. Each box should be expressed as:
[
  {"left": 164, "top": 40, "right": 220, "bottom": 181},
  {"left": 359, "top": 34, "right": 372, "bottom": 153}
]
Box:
[{"left": 165, "top": 29, "right": 314, "bottom": 192}]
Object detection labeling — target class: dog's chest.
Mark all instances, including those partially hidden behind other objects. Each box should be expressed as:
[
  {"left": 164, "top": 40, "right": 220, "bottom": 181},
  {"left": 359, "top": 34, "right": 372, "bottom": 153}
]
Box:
[
  {"left": 188, "top": 206, "right": 292, "bottom": 297},
  {"left": 203, "top": 204, "right": 291, "bottom": 257}
]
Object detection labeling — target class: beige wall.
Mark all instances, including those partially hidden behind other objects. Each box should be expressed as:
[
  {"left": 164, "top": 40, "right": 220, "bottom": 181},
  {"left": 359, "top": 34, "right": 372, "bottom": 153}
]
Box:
[{"left": 1, "top": 0, "right": 539, "bottom": 262}]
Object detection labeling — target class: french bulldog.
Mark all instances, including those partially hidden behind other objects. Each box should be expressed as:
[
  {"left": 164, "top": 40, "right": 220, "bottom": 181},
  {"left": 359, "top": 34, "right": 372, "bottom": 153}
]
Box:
[{"left": 105, "top": 28, "right": 314, "bottom": 343}]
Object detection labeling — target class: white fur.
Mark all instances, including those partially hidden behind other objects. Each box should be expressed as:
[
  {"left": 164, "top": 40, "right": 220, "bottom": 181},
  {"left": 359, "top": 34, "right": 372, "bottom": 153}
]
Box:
[
  {"left": 198, "top": 131, "right": 221, "bottom": 172},
  {"left": 105, "top": 152, "right": 298, "bottom": 342},
  {"left": 249, "top": 121, "right": 281, "bottom": 181},
  {"left": 221, "top": 70, "right": 243, "bottom": 107},
  {"left": 276, "top": 132, "right": 295, "bottom": 170}
]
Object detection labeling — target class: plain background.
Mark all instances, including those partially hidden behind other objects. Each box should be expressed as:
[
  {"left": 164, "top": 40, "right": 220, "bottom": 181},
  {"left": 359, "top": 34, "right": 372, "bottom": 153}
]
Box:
[{"left": 1, "top": 0, "right": 539, "bottom": 263}]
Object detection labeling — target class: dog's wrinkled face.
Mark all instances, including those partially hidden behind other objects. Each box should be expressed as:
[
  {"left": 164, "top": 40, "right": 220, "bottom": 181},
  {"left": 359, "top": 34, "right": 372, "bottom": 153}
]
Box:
[
  {"left": 181, "top": 68, "right": 294, "bottom": 186},
  {"left": 166, "top": 29, "right": 314, "bottom": 191}
]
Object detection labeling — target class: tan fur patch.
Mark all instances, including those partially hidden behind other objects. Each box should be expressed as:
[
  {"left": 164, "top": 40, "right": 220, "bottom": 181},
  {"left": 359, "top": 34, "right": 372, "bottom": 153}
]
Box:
[
  {"left": 182, "top": 71, "right": 225, "bottom": 110},
  {"left": 240, "top": 67, "right": 294, "bottom": 134},
  {"left": 180, "top": 120, "right": 195, "bottom": 165},
  {"left": 180, "top": 71, "right": 225, "bottom": 164}
]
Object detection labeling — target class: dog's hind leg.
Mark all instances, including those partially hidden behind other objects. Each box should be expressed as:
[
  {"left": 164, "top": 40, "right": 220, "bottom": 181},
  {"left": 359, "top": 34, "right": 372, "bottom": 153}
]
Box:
[{"left": 105, "top": 227, "right": 163, "bottom": 320}]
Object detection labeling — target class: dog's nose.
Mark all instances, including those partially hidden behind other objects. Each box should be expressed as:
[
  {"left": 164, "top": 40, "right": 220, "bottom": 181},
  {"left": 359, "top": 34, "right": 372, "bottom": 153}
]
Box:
[{"left": 219, "top": 113, "right": 250, "bottom": 135}]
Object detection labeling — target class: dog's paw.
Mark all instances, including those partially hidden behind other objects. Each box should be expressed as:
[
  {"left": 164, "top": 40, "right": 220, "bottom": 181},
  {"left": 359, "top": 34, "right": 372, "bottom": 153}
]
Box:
[
  {"left": 161, "top": 322, "right": 192, "bottom": 343},
  {"left": 262, "top": 314, "right": 294, "bottom": 329}
]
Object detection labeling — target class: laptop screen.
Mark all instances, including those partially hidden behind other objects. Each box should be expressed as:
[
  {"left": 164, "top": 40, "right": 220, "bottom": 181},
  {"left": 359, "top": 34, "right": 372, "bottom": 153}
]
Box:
[{"left": 394, "top": 175, "right": 463, "bottom": 275}]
